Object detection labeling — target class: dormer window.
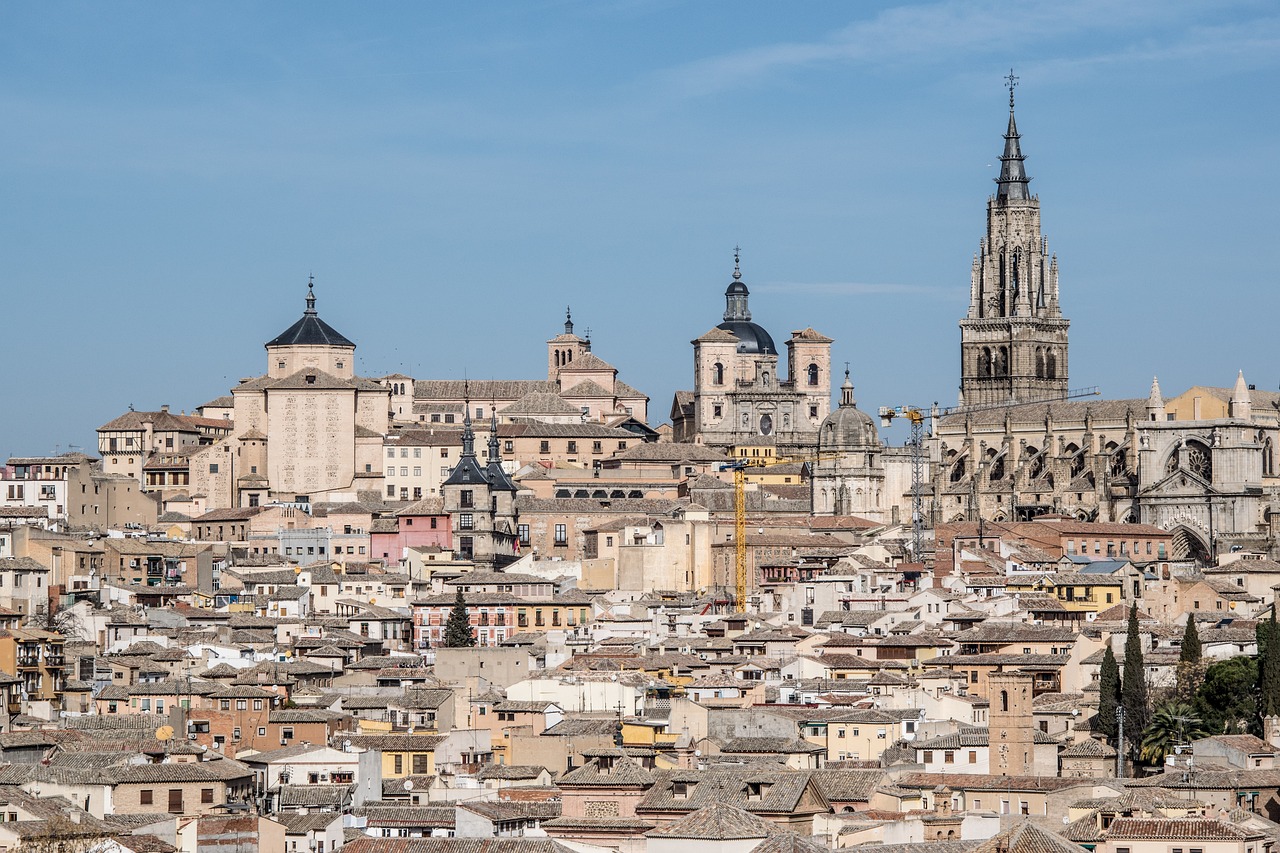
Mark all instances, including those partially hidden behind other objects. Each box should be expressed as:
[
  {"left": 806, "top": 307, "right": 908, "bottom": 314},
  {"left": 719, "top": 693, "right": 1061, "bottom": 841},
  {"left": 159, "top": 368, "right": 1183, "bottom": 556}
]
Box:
[
  {"left": 672, "top": 781, "right": 692, "bottom": 799},
  {"left": 746, "top": 782, "right": 770, "bottom": 800}
]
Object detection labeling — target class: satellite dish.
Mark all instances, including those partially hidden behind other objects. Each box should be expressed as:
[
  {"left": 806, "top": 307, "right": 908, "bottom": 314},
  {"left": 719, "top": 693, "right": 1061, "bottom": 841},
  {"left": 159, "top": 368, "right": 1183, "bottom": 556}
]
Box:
[
  {"left": 155, "top": 726, "right": 174, "bottom": 742},
  {"left": 403, "top": 779, "right": 414, "bottom": 791}
]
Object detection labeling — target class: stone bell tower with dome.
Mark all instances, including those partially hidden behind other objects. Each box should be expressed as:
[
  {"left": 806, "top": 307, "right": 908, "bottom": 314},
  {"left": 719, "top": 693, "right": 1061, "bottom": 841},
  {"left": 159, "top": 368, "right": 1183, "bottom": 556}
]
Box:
[
  {"left": 959, "top": 73, "right": 1070, "bottom": 407},
  {"left": 671, "top": 250, "right": 832, "bottom": 452},
  {"left": 811, "top": 369, "right": 887, "bottom": 521}
]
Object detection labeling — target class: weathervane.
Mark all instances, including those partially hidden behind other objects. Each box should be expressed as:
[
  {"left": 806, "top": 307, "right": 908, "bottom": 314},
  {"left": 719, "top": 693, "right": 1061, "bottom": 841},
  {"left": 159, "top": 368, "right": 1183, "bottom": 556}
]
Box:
[{"left": 1004, "top": 68, "right": 1019, "bottom": 108}]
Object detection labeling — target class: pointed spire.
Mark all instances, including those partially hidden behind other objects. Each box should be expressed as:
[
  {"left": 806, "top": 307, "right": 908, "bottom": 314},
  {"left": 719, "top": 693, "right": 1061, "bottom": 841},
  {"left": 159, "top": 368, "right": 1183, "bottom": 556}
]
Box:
[
  {"left": 564, "top": 306, "right": 574, "bottom": 336},
  {"left": 305, "top": 275, "right": 317, "bottom": 315},
  {"left": 461, "top": 380, "right": 475, "bottom": 457},
  {"left": 1146, "top": 376, "right": 1166, "bottom": 423},
  {"left": 840, "top": 363, "right": 855, "bottom": 407},
  {"left": 1231, "top": 370, "right": 1252, "bottom": 420},
  {"left": 995, "top": 69, "right": 1031, "bottom": 201},
  {"left": 1148, "top": 376, "right": 1163, "bottom": 406},
  {"left": 488, "top": 401, "right": 501, "bottom": 462}
]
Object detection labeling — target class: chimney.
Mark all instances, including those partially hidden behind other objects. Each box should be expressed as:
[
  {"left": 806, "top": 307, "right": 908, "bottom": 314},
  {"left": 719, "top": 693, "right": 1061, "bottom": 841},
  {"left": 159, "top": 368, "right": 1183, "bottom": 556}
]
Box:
[{"left": 160, "top": 404, "right": 170, "bottom": 414}]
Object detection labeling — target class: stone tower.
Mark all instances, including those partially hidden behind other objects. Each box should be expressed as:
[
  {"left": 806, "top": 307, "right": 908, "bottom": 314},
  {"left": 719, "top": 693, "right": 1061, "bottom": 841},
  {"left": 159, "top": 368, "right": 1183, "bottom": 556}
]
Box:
[
  {"left": 988, "top": 671, "right": 1034, "bottom": 776},
  {"left": 547, "top": 307, "right": 591, "bottom": 381},
  {"left": 441, "top": 394, "right": 520, "bottom": 570},
  {"left": 959, "top": 76, "right": 1070, "bottom": 407}
]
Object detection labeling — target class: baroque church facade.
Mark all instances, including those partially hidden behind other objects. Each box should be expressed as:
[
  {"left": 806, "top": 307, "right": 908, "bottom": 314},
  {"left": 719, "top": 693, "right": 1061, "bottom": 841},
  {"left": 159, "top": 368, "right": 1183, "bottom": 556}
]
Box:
[
  {"left": 671, "top": 253, "right": 834, "bottom": 453},
  {"left": 933, "top": 86, "right": 1280, "bottom": 562}
]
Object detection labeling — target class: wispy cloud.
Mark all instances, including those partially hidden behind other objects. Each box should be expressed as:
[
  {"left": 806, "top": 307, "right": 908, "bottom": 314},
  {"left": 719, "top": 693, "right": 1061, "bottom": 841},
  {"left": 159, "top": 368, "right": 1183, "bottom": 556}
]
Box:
[
  {"left": 652, "top": 0, "right": 1275, "bottom": 98},
  {"left": 754, "top": 281, "right": 962, "bottom": 298}
]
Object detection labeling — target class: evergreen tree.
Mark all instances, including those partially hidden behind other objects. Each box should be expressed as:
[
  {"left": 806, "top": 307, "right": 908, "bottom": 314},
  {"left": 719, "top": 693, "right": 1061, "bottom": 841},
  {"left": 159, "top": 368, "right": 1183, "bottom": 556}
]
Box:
[
  {"left": 1180, "top": 617, "right": 1202, "bottom": 665},
  {"left": 1097, "top": 644, "right": 1121, "bottom": 741},
  {"left": 1195, "top": 655, "right": 1259, "bottom": 735},
  {"left": 444, "top": 589, "right": 476, "bottom": 648},
  {"left": 1261, "top": 610, "right": 1280, "bottom": 717},
  {"left": 1177, "top": 616, "right": 1205, "bottom": 699},
  {"left": 1121, "top": 603, "right": 1150, "bottom": 757}
]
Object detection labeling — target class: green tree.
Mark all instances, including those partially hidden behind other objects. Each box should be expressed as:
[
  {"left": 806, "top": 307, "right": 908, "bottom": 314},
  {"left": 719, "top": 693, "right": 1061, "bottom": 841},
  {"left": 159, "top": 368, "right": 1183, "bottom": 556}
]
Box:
[
  {"left": 1121, "top": 603, "right": 1150, "bottom": 757},
  {"left": 1139, "top": 700, "right": 1208, "bottom": 765},
  {"left": 443, "top": 589, "right": 476, "bottom": 648},
  {"left": 1177, "top": 617, "right": 1205, "bottom": 699},
  {"left": 1195, "top": 655, "right": 1259, "bottom": 735},
  {"left": 1097, "top": 645, "right": 1121, "bottom": 741},
  {"left": 1261, "top": 610, "right": 1280, "bottom": 717}
]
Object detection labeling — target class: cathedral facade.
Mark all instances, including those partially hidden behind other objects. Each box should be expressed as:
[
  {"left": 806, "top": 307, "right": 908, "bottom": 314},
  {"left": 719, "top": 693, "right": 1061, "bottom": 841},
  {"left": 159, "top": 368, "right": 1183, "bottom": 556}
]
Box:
[
  {"left": 934, "top": 87, "right": 1280, "bottom": 563},
  {"left": 671, "top": 254, "right": 833, "bottom": 453}
]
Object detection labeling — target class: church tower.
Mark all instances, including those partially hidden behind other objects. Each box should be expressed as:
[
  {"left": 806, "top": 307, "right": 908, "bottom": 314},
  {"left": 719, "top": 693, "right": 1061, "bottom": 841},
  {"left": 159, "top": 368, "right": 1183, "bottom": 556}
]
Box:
[
  {"left": 988, "top": 671, "right": 1034, "bottom": 776},
  {"left": 959, "top": 74, "right": 1070, "bottom": 407}
]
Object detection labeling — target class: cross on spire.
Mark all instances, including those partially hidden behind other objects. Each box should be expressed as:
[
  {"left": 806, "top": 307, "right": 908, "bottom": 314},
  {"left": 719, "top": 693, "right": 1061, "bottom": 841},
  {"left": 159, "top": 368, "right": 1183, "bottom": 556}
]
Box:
[
  {"left": 1004, "top": 68, "right": 1019, "bottom": 109},
  {"left": 733, "top": 245, "right": 742, "bottom": 280}
]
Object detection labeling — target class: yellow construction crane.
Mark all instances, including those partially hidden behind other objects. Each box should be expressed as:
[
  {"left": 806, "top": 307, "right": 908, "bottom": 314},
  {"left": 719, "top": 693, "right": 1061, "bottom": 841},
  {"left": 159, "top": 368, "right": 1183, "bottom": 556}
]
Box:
[{"left": 718, "top": 451, "right": 846, "bottom": 610}]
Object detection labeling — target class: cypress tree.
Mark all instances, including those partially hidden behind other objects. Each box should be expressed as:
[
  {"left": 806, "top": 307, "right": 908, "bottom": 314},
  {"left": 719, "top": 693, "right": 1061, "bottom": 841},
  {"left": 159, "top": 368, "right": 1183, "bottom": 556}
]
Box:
[
  {"left": 1121, "top": 603, "right": 1149, "bottom": 757},
  {"left": 1177, "top": 616, "right": 1205, "bottom": 699},
  {"left": 1261, "top": 610, "right": 1280, "bottom": 717},
  {"left": 1097, "top": 644, "right": 1121, "bottom": 741},
  {"left": 444, "top": 589, "right": 476, "bottom": 648},
  {"left": 1180, "top": 617, "right": 1202, "bottom": 665}
]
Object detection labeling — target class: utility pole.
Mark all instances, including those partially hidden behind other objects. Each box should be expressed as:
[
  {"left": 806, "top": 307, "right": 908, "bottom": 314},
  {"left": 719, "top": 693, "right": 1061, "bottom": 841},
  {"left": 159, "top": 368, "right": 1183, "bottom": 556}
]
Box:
[{"left": 1116, "top": 706, "right": 1125, "bottom": 778}]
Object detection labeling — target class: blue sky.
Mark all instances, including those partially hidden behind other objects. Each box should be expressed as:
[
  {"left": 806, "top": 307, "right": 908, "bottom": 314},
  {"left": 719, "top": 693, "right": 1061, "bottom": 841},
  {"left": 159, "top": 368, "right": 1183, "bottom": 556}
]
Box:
[{"left": 2, "top": 1, "right": 1278, "bottom": 455}]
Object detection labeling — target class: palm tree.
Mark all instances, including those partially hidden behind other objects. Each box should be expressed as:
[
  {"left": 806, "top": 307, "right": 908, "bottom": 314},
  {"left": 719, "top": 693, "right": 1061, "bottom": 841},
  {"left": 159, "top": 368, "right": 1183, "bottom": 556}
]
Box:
[{"left": 1140, "top": 700, "right": 1208, "bottom": 765}]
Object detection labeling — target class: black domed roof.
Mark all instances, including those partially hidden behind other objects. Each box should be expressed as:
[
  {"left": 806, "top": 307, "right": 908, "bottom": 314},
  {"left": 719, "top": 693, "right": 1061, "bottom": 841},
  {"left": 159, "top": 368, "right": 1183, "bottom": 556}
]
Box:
[
  {"left": 716, "top": 320, "right": 777, "bottom": 355},
  {"left": 266, "top": 283, "right": 355, "bottom": 349}
]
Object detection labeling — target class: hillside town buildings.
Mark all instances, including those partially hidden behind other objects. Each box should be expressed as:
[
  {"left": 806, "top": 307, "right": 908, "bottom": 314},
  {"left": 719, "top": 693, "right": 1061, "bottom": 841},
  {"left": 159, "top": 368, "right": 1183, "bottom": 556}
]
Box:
[{"left": 2, "top": 84, "right": 1279, "bottom": 853}]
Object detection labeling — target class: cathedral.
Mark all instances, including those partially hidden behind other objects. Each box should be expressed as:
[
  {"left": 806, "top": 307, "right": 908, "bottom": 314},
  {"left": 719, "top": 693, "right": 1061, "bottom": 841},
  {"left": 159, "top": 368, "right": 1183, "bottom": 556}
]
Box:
[
  {"left": 933, "top": 83, "right": 1280, "bottom": 562},
  {"left": 958, "top": 77, "right": 1069, "bottom": 408},
  {"left": 671, "top": 252, "right": 834, "bottom": 453}
]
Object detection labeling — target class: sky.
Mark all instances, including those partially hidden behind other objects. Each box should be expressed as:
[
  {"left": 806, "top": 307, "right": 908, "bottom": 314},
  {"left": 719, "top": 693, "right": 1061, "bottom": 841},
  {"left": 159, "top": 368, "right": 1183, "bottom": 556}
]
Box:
[{"left": 2, "top": 1, "right": 1278, "bottom": 456}]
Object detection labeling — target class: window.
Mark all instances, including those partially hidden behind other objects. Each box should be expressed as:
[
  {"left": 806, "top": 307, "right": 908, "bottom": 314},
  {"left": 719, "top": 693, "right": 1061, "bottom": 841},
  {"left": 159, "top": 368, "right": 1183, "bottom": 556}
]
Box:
[
  {"left": 209, "top": 463, "right": 219, "bottom": 474},
  {"left": 220, "top": 699, "right": 231, "bottom": 711},
  {"left": 141, "top": 789, "right": 153, "bottom": 805},
  {"left": 258, "top": 727, "right": 266, "bottom": 736},
  {"left": 923, "top": 750, "right": 933, "bottom": 762},
  {"left": 969, "top": 750, "right": 978, "bottom": 763},
  {"left": 168, "top": 789, "right": 184, "bottom": 814},
  {"left": 540, "top": 441, "right": 550, "bottom": 453},
  {"left": 713, "top": 404, "right": 723, "bottom": 418},
  {"left": 944, "top": 751, "right": 955, "bottom": 764},
  {"left": 201, "top": 788, "right": 214, "bottom": 804},
  {"left": 282, "top": 728, "right": 294, "bottom": 740},
  {"left": 459, "top": 513, "right": 474, "bottom": 531},
  {"left": 518, "top": 524, "right": 530, "bottom": 545},
  {"left": 460, "top": 490, "right": 474, "bottom": 508},
  {"left": 554, "top": 524, "right": 567, "bottom": 545},
  {"left": 413, "top": 754, "right": 430, "bottom": 774},
  {"left": 394, "top": 754, "right": 403, "bottom": 774},
  {"left": 567, "top": 441, "right": 578, "bottom": 453}
]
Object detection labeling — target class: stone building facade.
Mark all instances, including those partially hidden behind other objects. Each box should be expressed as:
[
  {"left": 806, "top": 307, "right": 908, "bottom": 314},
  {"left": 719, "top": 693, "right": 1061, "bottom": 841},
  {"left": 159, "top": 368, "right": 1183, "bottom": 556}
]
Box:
[
  {"left": 958, "top": 85, "right": 1069, "bottom": 408},
  {"left": 671, "top": 253, "right": 833, "bottom": 453}
]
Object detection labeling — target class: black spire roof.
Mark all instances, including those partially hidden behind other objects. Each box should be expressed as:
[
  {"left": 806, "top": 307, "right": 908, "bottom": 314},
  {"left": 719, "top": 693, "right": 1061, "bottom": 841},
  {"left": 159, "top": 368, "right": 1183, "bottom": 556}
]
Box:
[
  {"left": 995, "top": 71, "right": 1032, "bottom": 201},
  {"left": 266, "top": 279, "right": 356, "bottom": 349}
]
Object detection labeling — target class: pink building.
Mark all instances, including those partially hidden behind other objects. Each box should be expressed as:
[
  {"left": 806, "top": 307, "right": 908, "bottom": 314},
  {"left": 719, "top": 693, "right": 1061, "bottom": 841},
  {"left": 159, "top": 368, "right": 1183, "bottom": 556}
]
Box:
[{"left": 371, "top": 497, "right": 452, "bottom": 564}]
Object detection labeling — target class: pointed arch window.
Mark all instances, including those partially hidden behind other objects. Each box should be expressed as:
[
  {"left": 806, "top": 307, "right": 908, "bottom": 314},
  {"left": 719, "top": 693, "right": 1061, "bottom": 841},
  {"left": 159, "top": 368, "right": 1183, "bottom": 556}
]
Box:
[
  {"left": 1046, "top": 350, "right": 1057, "bottom": 380},
  {"left": 1035, "top": 348, "right": 1045, "bottom": 379}
]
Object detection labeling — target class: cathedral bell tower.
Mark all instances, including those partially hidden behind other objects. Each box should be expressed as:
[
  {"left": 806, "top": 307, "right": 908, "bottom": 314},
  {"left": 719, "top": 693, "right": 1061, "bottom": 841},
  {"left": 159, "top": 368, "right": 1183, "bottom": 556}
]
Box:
[{"left": 959, "top": 73, "right": 1070, "bottom": 407}]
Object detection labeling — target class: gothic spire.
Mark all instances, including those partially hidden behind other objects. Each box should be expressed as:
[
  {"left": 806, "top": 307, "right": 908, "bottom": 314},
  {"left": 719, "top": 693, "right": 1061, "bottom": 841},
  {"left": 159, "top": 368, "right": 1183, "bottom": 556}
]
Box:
[
  {"left": 995, "top": 69, "right": 1031, "bottom": 201},
  {"left": 461, "top": 381, "right": 475, "bottom": 457},
  {"left": 488, "top": 402, "right": 501, "bottom": 462},
  {"left": 1231, "top": 370, "right": 1252, "bottom": 420}
]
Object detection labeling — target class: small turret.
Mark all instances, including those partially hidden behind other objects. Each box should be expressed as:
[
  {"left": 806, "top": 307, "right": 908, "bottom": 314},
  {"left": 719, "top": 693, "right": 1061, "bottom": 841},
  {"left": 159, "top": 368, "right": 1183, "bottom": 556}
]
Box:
[
  {"left": 1231, "top": 370, "right": 1252, "bottom": 421},
  {"left": 1146, "top": 376, "right": 1166, "bottom": 422}
]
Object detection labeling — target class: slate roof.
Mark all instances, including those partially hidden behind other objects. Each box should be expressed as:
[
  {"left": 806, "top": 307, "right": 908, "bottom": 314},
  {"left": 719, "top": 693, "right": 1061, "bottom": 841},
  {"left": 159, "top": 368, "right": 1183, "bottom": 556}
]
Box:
[{"left": 266, "top": 289, "right": 355, "bottom": 348}]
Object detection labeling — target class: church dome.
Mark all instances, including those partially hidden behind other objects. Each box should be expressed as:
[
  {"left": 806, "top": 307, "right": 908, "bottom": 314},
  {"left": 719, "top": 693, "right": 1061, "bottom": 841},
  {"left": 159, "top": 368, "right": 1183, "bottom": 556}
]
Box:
[
  {"left": 716, "top": 320, "right": 776, "bottom": 355},
  {"left": 819, "top": 372, "right": 879, "bottom": 450},
  {"left": 717, "top": 251, "right": 775, "bottom": 354}
]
